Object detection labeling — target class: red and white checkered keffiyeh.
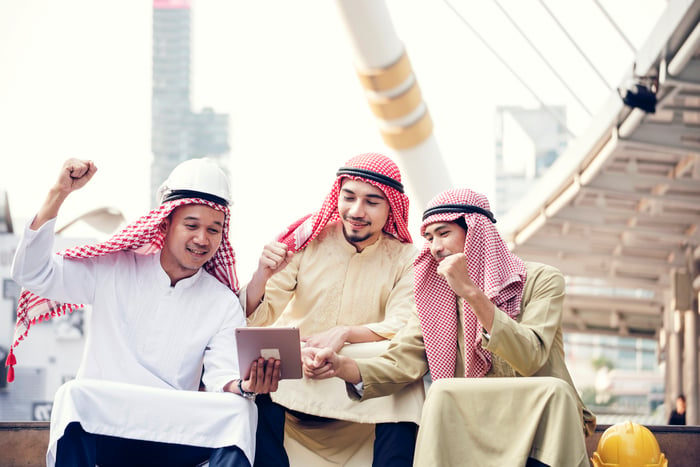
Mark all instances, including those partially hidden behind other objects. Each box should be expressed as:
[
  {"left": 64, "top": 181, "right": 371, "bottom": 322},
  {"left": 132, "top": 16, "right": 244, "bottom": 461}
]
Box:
[
  {"left": 5, "top": 198, "right": 239, "bottom": 382},
  {"left": 277, "top": 153, "right": 412, "bottom": 252},
  {"left": 414, "top": 188, "right": 526, "bottom": 379}
]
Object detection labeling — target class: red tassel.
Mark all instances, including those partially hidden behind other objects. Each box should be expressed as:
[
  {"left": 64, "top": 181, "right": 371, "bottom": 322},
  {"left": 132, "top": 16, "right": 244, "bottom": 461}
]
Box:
[
  {"left": 6, "top": 348, "right": 16, "bottom": 366},
  {"left": 5, "top": 348, "right": 16, "bottom": 383}
]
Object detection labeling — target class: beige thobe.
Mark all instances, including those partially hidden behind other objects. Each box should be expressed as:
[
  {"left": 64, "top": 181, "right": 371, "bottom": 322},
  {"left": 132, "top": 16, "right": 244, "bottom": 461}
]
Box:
[
  {"left": 245, "top": 221, "right": 425, "bottom": 465},
  {"left": 356, "top": 262, "right": 596, "bottom": 466}
]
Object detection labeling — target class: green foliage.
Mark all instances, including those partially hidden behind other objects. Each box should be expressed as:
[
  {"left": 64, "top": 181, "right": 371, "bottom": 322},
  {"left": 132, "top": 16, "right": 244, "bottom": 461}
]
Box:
[{"left": 591, "top": 355, "right": 614, "bottom": 371}]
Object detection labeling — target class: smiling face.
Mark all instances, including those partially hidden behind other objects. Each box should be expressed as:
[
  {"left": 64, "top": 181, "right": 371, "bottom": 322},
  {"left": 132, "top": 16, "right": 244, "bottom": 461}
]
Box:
[
  {"left": 337, "top": 178, "right": 390, "bottom": 252},
  {"left": 159, "top": 204, "right": 225, "bottom": 285},
  {"left": 422, "top": 221, "right": 467, "bottom": 263}
]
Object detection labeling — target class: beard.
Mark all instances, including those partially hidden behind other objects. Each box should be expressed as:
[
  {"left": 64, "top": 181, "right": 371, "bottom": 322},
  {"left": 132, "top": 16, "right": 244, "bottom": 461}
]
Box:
[{"left": 342, "top": 225, "right": 372, "bottom": 245}]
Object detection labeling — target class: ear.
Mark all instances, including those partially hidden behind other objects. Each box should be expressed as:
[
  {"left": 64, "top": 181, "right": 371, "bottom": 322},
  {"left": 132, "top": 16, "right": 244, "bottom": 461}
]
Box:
[{"left": 159, "top": 218, "right": 170, "bottom": 235}]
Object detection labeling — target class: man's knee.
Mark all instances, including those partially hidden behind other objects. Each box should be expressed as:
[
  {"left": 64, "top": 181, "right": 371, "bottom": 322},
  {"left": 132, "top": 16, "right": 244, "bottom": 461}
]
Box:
[
  {"left": 541, "top": 377, "right": 579, "bottom": 409},
  {"left": 210, "top": 445, "right": 251, "bottom": 467}
]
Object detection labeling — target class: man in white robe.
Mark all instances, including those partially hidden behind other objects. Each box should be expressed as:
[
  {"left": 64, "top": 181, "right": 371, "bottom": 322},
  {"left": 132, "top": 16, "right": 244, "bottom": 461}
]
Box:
[{"left": 7, "top": 158, "right": 280, "bottom": 467}]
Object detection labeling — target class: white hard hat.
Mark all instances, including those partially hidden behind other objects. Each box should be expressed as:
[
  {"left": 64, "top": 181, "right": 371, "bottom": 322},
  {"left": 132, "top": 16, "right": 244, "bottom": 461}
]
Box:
[{"left": 157, "top": 158, "right": 231, "bottom": 206}]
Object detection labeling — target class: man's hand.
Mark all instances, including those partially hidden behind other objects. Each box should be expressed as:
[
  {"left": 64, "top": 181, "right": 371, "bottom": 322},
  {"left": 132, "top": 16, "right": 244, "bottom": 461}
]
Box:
[
  {"left": 245, "top": 241, "right": 294, "bottom": 313},
  {"left": 301, "top": 347, "right": 335, "bottom": 379},
  {"left": 257, "top": 241, "right": 293, "bottom": 280},
  {"left": 31, "top": 159, "right": 98, "bottom": 230},
  {"left": 242, "top": 357, "right": 281, "bottom": 394},
  {"left": 437, "top": 252, "right": 496, "bottom": 332},
  {"left": 436, "top": 253, "right": 476, "bottom": 298},
  {"left": 301, "top": 347, "right": 361, "bottom": 384},
  {"left": 56, "top": 159, "right": 97, "bottom": 195},
  {"left": 301, "top": 326, "right": 350, "bottom": 353}
]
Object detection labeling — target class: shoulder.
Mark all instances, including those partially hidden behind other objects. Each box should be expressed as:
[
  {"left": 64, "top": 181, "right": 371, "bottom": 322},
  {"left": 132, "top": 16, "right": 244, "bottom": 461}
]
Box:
[
  {"left": 525, "top": 261, "right": 562, "bottom": 278},
  {"left": 305, "top": 221, "right": 343, "bottom": 250},
  {"left": 381, "top": 234, "right": 419, "bottom": 262},
  {"left": 318, "top": 221, "right": 343, "bottom": 242},
  {"left": 198, "top": 270, "right": 245, "bottom": 316},
  {"left": 524, "top": 261, "right": 565, "bottom": 292},
  {"left": 199, "top": 269, "right": 238, "bottom": 296},
  {"left": 84, "top": 249, "right": 137, "bottom": 268}
]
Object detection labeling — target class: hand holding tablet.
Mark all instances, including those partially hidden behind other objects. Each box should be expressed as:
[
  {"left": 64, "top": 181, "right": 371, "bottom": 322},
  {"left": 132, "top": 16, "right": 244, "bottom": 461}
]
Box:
[{"left": 236, "top": 327, "right": 303, "bottom": 380}]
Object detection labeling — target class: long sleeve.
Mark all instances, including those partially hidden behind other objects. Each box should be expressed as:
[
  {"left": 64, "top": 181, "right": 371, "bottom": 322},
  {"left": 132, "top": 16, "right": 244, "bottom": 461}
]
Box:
[
  {"left": 482, "top": 263, "right": 565, "bottom": 377},
  {"left": 260, "top": 223, "right": 425, "bottom": 425},
  {"left": 247, "top": 223, "right": 418, "bottom": 338},
  {"left": 202, "top": 296, "right": 247, "bottom": 392},
  {"left": 355, "top": 310, "right": 429, "bottom": 400},
  {"left": 11, "top": 218, "right": 97, "bottom": 305},
  {"left": 246, "top": 248, "right": 301, "bottom": 327}
]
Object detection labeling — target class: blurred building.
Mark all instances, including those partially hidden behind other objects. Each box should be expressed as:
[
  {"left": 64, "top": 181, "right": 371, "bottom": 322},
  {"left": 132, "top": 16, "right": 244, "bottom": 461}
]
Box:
[
  {"left": 0, "top": 189, "right": 125, "bottom": 420},
  {"left": 0, "top": 190, "right": 12, "bottom": 235},
  {"left": 494, "top": 106, "right": 666, "bottom": 424},
  {"left": 0, "top": 226, "right": 90, "bottom": 421},
  {"left": 493, "top": 106, "right": 568, "bottom": 217},
  {"left": 564, "top": 333, "right": 664, "bottom": 424},
  {"left": 151, "top": 0, "right": 229, "bottom": 206}
]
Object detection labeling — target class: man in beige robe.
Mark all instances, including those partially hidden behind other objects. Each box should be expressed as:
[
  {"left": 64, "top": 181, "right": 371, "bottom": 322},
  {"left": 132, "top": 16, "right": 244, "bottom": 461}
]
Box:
[
  {"left": 304, "top": 188, "right": 596, "bottom": 467},
  {"left": 242, "top": 153, "right": 424, "bottom": 466}
]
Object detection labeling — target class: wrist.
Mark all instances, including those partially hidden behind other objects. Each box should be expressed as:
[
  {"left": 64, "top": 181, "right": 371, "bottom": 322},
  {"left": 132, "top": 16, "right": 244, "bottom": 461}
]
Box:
[
  {"left": 340, "top": 325, "right": 352, "bottom": 343},
  {"left": 338, "top": 356, "right": 361, "bottom": 385},
  {"left": 461, "top": 286, "right": 485, "bottom": 304},
  {"left": 237, "top": 379, "right": 256, "bottom": 401}
]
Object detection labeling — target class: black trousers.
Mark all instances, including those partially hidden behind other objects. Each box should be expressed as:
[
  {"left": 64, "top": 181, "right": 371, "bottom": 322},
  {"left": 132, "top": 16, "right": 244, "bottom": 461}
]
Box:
[
  {"left": 253, "top": 393, "right": 417, "bottom": 467},
  {"left": 56, "top": 422, "right": 251, "bottom": 467}
]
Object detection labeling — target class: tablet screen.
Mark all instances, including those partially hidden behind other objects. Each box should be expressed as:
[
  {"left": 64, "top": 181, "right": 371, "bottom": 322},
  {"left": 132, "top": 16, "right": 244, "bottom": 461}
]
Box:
[{"left": 235, "top": 327, "right": 302, "bottom": 380}]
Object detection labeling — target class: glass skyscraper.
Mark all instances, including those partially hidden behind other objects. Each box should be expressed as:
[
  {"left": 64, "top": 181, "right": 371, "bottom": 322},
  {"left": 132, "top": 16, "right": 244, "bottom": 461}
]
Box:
[{"left": 151, "top": 0, "right": 229, "bottom": 206}]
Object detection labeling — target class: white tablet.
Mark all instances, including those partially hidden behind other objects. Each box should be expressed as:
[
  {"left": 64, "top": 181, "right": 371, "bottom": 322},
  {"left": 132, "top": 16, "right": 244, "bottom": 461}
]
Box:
[{"left": 235, "top": 327, "right": 302, "bottom": 380}]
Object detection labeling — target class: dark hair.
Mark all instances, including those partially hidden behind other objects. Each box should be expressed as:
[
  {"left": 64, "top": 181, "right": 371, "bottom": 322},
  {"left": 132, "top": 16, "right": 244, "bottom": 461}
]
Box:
[
  {"left": 453, "top": 217, "right": 468, "bottom": 233},
  {"left": 678, "top": 394, "right": 686, "bottom": 402}
]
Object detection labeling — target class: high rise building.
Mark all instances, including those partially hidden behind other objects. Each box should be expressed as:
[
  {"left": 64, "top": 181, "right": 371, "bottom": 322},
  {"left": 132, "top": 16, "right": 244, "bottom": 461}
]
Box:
[
  {"left": 151, "top": 0, "right": 229, "bottom": 206},
  {"left": 493, "top": 106, "right": 568, "bottom": 217}
]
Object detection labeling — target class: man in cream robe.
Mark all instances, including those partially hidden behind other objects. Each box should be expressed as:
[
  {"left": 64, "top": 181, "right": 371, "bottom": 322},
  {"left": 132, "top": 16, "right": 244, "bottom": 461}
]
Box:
[
  {"left": 243, "top": 153, "right": 424, "bottom": 466},
  {"left": 304, "top": 188, "right": 595, "bottom": 467}
]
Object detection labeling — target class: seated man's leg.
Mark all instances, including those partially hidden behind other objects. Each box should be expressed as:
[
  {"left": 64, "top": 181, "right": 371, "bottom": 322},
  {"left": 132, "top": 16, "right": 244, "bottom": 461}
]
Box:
[
  {"left": 527, "top": 377, "right": 588, "bottom": 467},
  {"left": 56, "top": 422, "right": 97, "bottom": 467},
  {"left": 57, "top": 422, "right": 216, "bottom": 467},
  {"left": 373, "top": 422, "right": 418, "bottom": 467},
  {"left": 414, "top": 378, "right": 587, "bottom": 467},
  {"left": 254, "top": 393, "right": 289, "bottom": 467},
  {"left": 94, "top": 433, "right": 212, "bottom": 467},
  {"left": 209, "top": 445, "right": 252, "bottom": 467}
]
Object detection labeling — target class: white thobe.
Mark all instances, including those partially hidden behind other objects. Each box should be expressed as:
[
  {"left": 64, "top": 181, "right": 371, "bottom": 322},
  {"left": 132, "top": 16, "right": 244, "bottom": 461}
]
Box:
[{"left": 11, "top": 219, "right": 256, "bottom": 466}]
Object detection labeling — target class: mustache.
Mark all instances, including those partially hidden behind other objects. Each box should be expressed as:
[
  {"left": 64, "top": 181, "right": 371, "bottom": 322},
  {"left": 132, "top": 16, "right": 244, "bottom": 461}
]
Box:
[{"left": 343, "top": 215, "right": 369, "bottom": 223}]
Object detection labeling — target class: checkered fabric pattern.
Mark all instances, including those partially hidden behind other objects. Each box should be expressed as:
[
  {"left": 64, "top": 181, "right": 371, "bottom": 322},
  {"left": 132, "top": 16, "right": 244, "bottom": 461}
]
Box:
[
  {"left": 277, "top": 153, "right": 412, "bottom": 252},
  {"left": 414, "top": 188, "right": 527, "bottom": 379},
  {"left": 5, "top": 198, "right": 238, "bottom": 382}
]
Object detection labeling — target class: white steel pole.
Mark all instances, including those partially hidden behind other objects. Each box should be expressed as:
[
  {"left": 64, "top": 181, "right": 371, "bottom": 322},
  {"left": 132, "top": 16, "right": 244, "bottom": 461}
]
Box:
[{"left": 333, "top": 0, "right": 453, "bottom": 210}]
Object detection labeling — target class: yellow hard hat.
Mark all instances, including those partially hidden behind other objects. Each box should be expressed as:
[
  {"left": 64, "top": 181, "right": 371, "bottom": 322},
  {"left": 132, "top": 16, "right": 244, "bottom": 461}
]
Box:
[{"left": 591, "top": 421, "right": 667, "bottom": 467}]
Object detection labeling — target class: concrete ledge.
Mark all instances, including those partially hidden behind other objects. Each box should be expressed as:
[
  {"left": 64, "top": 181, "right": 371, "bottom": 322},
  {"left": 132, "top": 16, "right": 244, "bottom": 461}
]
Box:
[
  {"left": 2, "top": 421, "right": 699, "bottom": 466},
  {"left": 0, "top": 422, "right": 49, "bottom": 467},
  {"left": 586, "top": 424, "right": 700, "bottom": 467}
]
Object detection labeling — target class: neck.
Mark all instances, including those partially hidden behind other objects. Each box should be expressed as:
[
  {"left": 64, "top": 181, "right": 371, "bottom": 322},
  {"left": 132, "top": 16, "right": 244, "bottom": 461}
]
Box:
[
  {"left": 159, "top": 254, "right": 199, "bottom": 286},
  {"left": 344, "top": 232, "right": 381, "bottom": 252}
]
